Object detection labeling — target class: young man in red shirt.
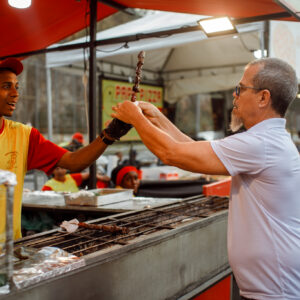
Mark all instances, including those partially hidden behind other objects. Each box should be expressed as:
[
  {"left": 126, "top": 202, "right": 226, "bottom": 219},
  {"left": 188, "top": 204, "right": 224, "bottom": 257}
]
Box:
[{"left": 0, "top": 58, "right": 128, "bottom": 241}]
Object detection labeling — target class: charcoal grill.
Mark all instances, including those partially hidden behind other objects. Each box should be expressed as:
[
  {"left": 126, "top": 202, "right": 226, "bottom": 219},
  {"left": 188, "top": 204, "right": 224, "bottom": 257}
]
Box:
[{"left": 3, "top": 195, "right": 230, "bottom": 300}]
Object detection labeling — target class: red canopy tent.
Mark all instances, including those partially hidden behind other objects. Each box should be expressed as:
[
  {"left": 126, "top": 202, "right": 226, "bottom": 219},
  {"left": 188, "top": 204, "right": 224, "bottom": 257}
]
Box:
[
  {"left": 0, "top": 1, "right": 118, "bottom": 58},
  {"left": 117, "top": 0, "right": 289, "bottom": 19},
  {"left": 1, "top": 0, "right": 296, "bottom": 188},
  {"left": 0, "top": 0, "right": 295, "bottom": 58}
]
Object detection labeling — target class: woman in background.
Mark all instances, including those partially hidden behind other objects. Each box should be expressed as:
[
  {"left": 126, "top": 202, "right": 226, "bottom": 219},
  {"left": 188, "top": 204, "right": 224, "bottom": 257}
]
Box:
[{"left": 111, "top": 165, "right": 140, "bottom": 195}]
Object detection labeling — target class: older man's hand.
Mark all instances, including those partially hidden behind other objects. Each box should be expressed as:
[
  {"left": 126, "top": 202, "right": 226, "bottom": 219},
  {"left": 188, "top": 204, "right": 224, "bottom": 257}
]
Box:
[
  {"left": 138, "top": 101, "right": 162, "bottom": 123},
  {"left": 111, "top": 100, "right": 142, "bottom": 124}
]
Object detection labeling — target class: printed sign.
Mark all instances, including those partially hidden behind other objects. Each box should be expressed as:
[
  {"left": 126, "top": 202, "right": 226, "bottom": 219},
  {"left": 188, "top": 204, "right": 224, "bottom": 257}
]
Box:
[{"left": 101, "top": 79, "right": 163, "bottom": 141}]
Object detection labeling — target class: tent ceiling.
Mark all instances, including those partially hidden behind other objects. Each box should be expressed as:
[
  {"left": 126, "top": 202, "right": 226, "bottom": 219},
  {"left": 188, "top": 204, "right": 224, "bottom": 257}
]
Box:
[
  {"left": 45, "top": 11, "right": 263, "bottom": 103},
  {"left": 0, "top": 0, "right": 295, "bottom": 59},
  {"left": 46, "top": 12, "right": 262, "bottom": 74},
  {"left": 117, "top": 0, "right": 292, "bottom": 19},
  {"left": 160, "top": 31, "right": 260, "bottom": 72},
  {"left": 98, "top": 30, "right": 260, "bottom": 74},
  {"left": 0, "top": 0, "right": 116, "bottom": 58}
]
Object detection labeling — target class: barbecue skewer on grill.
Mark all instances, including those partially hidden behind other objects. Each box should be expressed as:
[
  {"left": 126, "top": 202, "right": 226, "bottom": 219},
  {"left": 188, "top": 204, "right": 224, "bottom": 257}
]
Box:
[
  {"left": 78, "top": 222, "right": 129, "bottom": 234},
  {"left": 60, "top": 219, "right": 129, "bottom": 234}
]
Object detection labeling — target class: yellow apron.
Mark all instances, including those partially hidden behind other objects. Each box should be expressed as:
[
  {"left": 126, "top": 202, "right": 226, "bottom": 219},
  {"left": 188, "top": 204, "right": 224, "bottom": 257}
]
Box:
[{"left": 0, "top": 119, "right": 31, "bottom": 242}]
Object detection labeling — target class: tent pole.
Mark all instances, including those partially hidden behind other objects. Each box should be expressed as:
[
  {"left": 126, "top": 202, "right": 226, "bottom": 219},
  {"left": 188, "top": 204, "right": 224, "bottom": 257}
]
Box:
[
  {"left": 88, "top": 0, "right": 97, "bottom": 189},
  {"left": 260, "top": 22, "right": 265, "bottom": 58},
  {"left": 46, "top": 67, "right": 53, "bottom": 141}
]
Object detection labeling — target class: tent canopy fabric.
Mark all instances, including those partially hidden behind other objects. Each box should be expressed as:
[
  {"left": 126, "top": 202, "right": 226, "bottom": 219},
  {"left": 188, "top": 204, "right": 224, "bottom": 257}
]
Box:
[
  {"left": 0, "top": 0, "right": 294, "bottom": 59},
  {"left": 0, "top": 0, "right": 116, "bottom": 58},
  {"left": 46, "top": 12, "right": 209, "bottom": 68},
  {"left": 46, "top": 11, "right": 262, "bottom": 103},
  {"left": 116, "top": 0, "right": 290, "bottom": 19},
  {"left": 46, "top": 12, "right": 263, "bottom": 72}
]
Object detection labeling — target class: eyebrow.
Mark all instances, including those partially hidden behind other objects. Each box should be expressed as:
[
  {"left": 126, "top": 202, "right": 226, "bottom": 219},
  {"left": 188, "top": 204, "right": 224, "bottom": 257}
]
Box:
[{"left": 1, "top": 81, "right": 19, "bottom": 85}]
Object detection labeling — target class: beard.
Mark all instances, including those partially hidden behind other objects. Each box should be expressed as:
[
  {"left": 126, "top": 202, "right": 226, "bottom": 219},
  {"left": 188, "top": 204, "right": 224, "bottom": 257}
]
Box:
[{"left": 229, "top": 110, "right": 243, "bottom": 132}]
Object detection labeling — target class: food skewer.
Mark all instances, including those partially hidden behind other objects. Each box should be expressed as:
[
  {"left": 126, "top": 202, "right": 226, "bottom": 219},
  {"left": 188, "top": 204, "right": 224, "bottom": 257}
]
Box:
[{"left": 60, "top": 219, "right": 129, "bottom": 234}]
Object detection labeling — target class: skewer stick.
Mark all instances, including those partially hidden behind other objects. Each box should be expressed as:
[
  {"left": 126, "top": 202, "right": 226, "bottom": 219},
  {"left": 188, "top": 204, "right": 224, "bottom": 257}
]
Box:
[{"left": 131, "top": 51, "right": 145, "bottom": 102}]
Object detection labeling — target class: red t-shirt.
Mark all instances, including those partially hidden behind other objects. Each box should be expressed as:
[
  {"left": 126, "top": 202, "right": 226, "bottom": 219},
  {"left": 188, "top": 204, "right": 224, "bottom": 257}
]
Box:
[
  {"left": 0, "top": 121, "right": 107, "bottom": 188},
  {"left": 26, "top": 128, "right": 68, "bottom": 175}
]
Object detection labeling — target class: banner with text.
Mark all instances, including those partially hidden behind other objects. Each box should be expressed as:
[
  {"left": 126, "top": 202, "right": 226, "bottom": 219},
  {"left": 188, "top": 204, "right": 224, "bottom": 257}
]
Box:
[{"left": 101, "top": 79, "right": 163, "bottom": 141}]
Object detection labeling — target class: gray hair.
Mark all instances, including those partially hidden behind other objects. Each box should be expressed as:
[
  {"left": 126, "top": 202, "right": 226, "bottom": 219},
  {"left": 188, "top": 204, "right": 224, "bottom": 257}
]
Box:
[{"left": 247, "top": 58, "right": 298, "bottom": 117}]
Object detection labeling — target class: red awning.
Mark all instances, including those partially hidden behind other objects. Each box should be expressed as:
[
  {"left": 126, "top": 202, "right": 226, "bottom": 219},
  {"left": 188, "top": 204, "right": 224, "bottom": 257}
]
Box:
[
  {"left": 0, "top": 0, "right": 294, "bottom": 58},
  {"left": 118, "top": 0, "right": 289, "bottom": 19},
  {"left": 0, "top": 0, "right": 117, "bottom": 58}
]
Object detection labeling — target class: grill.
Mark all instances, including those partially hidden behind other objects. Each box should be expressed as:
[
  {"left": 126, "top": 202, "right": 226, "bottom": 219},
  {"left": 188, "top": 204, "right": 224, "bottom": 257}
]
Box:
[
  {"left": 5, "top": 195, "right": 230, "bottom": 300},
  {"left": 16, "top": 195, "right": 228, "bottom": 257}
]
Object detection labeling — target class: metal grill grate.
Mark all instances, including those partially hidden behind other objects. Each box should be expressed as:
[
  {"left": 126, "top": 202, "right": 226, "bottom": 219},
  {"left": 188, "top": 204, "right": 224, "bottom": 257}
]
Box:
[{"left": 16, "top": 195, "right": 228, "bottom": 257}]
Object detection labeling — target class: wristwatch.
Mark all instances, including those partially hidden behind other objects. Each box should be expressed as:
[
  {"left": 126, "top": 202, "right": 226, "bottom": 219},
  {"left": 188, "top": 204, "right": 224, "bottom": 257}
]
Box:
[{"left": 100, "top": 130, "right": 114, "bottom": 145}]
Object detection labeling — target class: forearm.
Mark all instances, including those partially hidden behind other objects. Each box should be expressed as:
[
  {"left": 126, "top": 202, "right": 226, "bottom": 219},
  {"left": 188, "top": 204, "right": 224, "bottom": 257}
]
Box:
[
  {"left": 132, "top": 114, "right": 179, "bottom": 164},
  {"left": 132, "top": 114, "right": 229, "bottom": 176},
  {"left": 153, "top": 113, "right": 193, "bottom": 142},
  {"left": 58, "top": 137, "right": 107, "bottom": 172}
]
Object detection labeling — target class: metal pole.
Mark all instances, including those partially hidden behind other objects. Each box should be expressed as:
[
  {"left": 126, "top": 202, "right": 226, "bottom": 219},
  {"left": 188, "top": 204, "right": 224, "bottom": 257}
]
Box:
[
  {"left": 195, "top": 95, "right": 201, "bottom": 137},
  {"left": 260, "top": 22, "right": 265, "bottom": 58},
  {"left": 46, "top": 67, "right": 53, "bottom": 141},
  {"left": 98, "top": 75, "right": 103, "bottom": 133},
  {"left": 34, "top": 64, "right": 40, "bottom": 129},
  {"left": 5, "top": 185, "right": 15, "bottom": 290},
  {"left": 88, "top": 0, "right": 97, "bottom": 189}
]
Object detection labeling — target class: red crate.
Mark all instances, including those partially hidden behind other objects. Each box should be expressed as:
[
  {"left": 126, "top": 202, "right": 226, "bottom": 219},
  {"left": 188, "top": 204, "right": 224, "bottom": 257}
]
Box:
[{"left": 202, "top": 178, "right": 231, "bottom": 196}]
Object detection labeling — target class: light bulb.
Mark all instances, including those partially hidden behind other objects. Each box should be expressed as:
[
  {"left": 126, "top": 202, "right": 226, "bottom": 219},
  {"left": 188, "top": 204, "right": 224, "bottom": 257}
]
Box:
[
  {"left": 199, "top": 17, "right": 234, "bottom": 34},
  {"left": 8, "top": 0, "right": 31, "bottom": 9}
]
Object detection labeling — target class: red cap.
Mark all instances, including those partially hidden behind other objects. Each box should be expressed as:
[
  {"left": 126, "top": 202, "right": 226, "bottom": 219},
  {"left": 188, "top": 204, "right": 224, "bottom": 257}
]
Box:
[
  {"left": 72, "top": 132, "right": 84, "bottom": 144},
  {"left": 0, "top": 58, "right": 23, "bottom": 75}
]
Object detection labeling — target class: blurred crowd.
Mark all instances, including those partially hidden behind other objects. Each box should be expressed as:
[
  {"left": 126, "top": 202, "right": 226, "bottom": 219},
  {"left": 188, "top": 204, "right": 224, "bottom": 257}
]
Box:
[{"left": 42, "top": 132, "right": 143, "bottom": 195}]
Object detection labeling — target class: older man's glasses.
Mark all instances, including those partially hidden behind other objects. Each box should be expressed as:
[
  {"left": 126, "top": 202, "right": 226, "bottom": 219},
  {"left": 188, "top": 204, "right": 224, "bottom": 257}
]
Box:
[{"left": 235, "top": 84, "right": 261, "bottom": 97}]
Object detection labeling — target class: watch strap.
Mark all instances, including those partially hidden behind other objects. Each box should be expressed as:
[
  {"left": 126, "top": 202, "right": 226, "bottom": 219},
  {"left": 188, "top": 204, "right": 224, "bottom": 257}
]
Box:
[{"left": 100, "top": 130, "right": 114, "bottom": 145}]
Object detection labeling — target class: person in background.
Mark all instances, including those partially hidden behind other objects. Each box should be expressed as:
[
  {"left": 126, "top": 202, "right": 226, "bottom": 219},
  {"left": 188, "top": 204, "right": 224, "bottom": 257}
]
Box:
[
  {"left": 64, "top": 132, "right": 85, "bottom": 152},
  {"left": 111, "top": 164, "right": 140, "bottom": 195},
  {"left": 63, "top": 132, "right": 110, "bottom": 189},
  {"left": 42, "top": 166, "right": 110, "bottom": 192},
  {"left": 122, "top": 148, "right": 140, "bottom": 168},
  {"left": 115, "top": 151, "right": 123, "bottom": 165},
  {"left": 0, "top": 57, "right": 130, "bottom": 242},
  {"left": 24, "top": 168, "right": 109, "bottom": 236},
  {"left": 112, "top": 58, "right": 300, "bottom": 300}
]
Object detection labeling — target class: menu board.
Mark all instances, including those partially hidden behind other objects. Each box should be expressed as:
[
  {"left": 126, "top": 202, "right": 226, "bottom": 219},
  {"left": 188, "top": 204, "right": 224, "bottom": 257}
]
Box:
[{"left": 101, "top": 78, "right": 163, "bottom": 141}]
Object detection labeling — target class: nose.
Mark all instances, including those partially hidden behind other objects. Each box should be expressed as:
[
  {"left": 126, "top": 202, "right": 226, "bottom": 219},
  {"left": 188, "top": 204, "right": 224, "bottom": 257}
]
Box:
[
  {"left": 233, "top": 89, "right": 237, "bottom": 98},
  {"left": 10, "top": 86, "right": 19, "bottom": 98}
]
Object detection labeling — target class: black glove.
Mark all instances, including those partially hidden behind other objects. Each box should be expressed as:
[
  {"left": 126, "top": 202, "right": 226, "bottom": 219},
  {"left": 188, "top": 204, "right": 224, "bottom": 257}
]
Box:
[{"left": 103, "top": 118, "right": 132, "bottom": 141}]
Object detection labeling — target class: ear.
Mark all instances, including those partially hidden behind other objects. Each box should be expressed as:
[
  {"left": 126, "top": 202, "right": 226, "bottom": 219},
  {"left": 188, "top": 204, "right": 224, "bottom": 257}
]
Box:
[{"left": 258, "top": 89, "right": 271, "bottom": 108}]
